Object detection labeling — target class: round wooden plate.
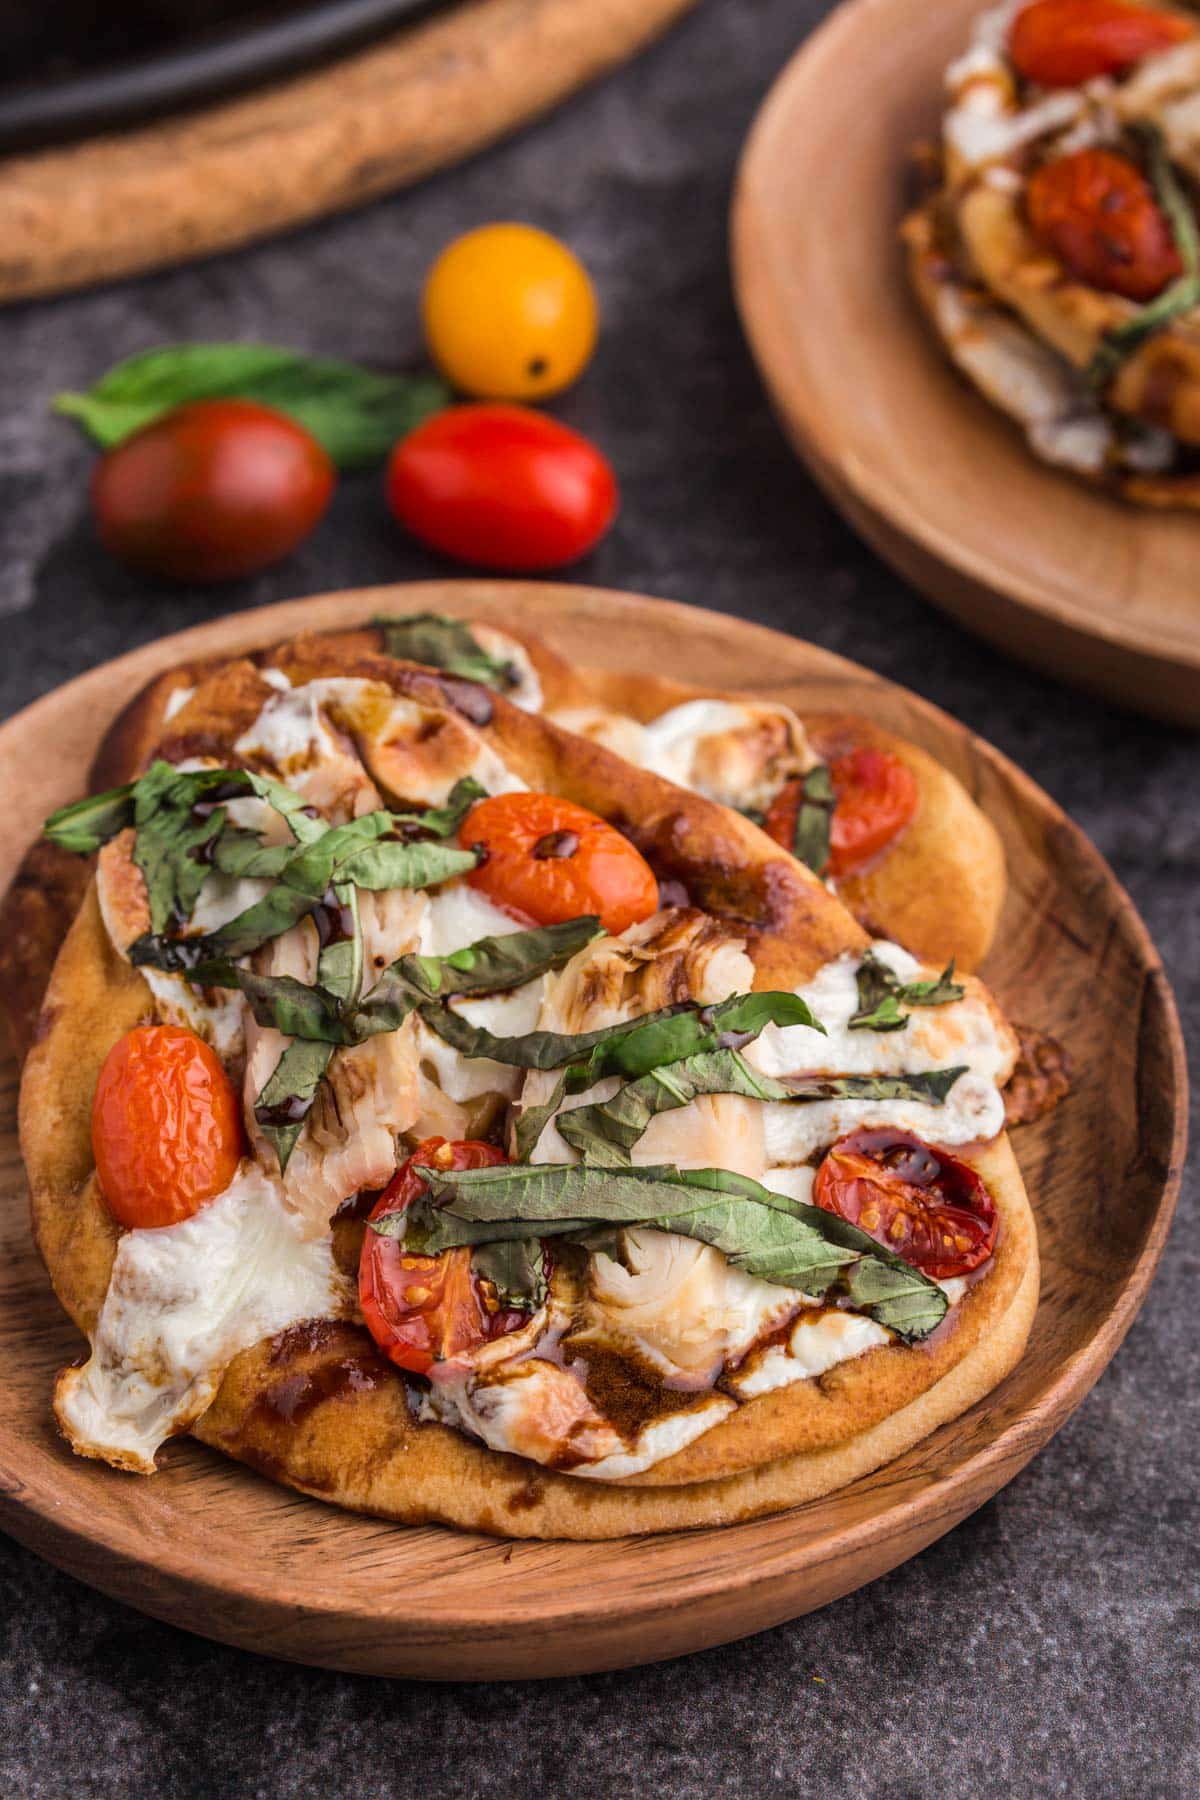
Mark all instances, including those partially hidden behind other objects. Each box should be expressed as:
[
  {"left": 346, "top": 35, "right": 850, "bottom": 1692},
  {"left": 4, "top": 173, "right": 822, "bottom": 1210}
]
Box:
[
  {"left": 0, "top": 583, "right": 1185, "bottom": 1679},
  {"left": 731, "top": 0, "right": 1200, "bottom": 728},
  {"left": 0, "top": 0, "right": 698, "bottom": 304}
]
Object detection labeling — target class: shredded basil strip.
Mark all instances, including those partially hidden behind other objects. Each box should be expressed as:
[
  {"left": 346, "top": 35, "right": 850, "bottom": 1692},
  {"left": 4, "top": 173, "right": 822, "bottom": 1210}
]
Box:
[
  {"left": 376, "top": 1161, "right": 947, "bottom": 1342},
  {"left": 849, "top": 949, "right": 965, "bottom": 1033},
  {"left": 471, "top": 1239, "right": 548, "bottom": 1314},
  {"left": 373, "top": 613, "right": 520, "bottom": 690},
  {"left": 555, "top": 1050, "right": 968, "bottom": 1164},
  {"left": 791, "top": 765, "right": 835, "bottom": 875},
  {"left": 1087, "top": 123, "right": 1200, "bottom": 391}
]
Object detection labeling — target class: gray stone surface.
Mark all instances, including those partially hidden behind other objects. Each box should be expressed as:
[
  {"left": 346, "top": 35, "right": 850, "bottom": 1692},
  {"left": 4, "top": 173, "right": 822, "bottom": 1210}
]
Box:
[{"left": 0, "top": 1, "right": 1196, "bottom": 1793}]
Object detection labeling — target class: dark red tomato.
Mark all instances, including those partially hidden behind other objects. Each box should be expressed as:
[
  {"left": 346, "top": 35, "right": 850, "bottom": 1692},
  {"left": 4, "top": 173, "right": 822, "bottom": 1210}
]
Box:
[
  {"left": 92, "top": 1024, "right": 244, "bottom": 1229},
  {"left": 91, "top": 399, "right": 334, "bottom": 583},
  {"left": 764, "top": 748, "right": 919, "bottom": 878},
  {"left": 359, "top": 1138, "right": 524, "bottom": 1375},
  {"left": 461, "top": 791, "right": 659, "bottom": 934},
  {"left": 814, "top": 1127, "right": 997, "bottom": 1280},
  {"left": 1010, "top": 0, "right": 1193, "bottom": 89},
  {"left": 1026, "top": 147, "right": 1183, "bottom": 300},
  {"left": 385, "top": 403, "right": 618, "bottom": 571}
]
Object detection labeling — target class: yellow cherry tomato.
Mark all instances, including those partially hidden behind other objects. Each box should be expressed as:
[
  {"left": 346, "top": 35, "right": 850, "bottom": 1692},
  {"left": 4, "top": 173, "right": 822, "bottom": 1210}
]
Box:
[{"left": 422, "top": 223, "right": 599, "bottom": 401}]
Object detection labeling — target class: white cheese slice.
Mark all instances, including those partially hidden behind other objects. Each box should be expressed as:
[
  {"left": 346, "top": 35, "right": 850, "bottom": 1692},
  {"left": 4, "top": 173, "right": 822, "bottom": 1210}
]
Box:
[
  {"left": 637, "top": 698, "right": 814, "bottom": 811},
  {"left": 54, "top": 1163, "right": 350, "bottom": 1474}
]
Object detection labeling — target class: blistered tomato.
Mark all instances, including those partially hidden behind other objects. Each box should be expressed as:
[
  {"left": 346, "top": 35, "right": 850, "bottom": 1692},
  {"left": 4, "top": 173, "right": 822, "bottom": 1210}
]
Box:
[
  {"left": 460, "top": 792, "right": 659, "bottom": 934},
  {"left": 764, "top": 748, "right": 919, "bottom": 878},
  {"left": 814, "top": 1127, "right": 997, "bottom": 1279},
  {"left": 359, "top": 1138, "right": 523, "bottom": 1374},
  {"left": 91, "top": 1024, "right": 244, "bottom": 1228},
  {"left": 1010, "top": 0, "right": 1193, "bottom": 88},
  {"left": 1026, "top": 147, "right": 1182, "bottom": 300},
  {"left": 423, "top": 223, "right": 599, "bottom": 400}
]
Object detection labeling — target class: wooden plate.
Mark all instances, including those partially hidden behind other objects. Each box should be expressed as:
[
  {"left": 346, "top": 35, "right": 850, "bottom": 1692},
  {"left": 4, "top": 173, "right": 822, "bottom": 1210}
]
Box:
[
  {"left": 0, "top": 583, "right": 1184, "bottom": 1679},
  {"left": 0, "top": 0, "right": 698, "bottom": 304},
  {"left": 731, "top": 0, "right": 1200, "bottom": 728}
]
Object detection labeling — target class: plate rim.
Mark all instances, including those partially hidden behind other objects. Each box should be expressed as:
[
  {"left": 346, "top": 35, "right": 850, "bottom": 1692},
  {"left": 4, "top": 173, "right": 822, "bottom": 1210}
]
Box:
[
  {"left": 0, "top": 581, "right": 1187, "bottom": 1665},
  {"left": 729, "top": 0, "right": 1200, "bottom": 683}
]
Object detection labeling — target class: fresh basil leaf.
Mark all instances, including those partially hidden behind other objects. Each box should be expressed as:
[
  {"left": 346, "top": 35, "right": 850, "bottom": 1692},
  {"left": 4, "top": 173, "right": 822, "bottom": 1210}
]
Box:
[
  {"left": 556, "top": 1053, "right": 968, "bottom": 1164},
  {"left": 254, "top": 1039, "right": 336, "bottom": 1171},
  {"left": 557, "top": 1048, "right": 784, "bottom": 1165},
  {"left": 54, "top": 344, "right": 449, "bottom": 470},
  {"left": 471, "top": 1238, "right": 548, "bottom": 1312},
  {"left": 850, "top": 949, "right": 965, "bottom": 1033},
  {"left": 373, "top": 613, "right": 520, "bottom": 689},
  {"left": 43, "top": 783, "right": 136, "bottom": 854},
  {"left": 496, "top": 990, "right": 822, "bottom": 1159},
  {"left": 791, "top": 765, "right": 835, "bottom": 875},
  {"left": 402, "top": 1160, "right": 948, "bottom": 1342}
]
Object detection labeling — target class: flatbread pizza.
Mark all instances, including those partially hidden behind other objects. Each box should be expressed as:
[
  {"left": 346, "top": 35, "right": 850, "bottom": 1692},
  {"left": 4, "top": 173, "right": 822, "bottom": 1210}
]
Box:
[
  {"left": 10, "top": 626, "right": 1047, "bottom": 1538},
  {"left": 87, "top": 612, "right": 1006, "bottom": 975},
  {"left": 904, "top": 0, "right": 1200, "bottom": 506}
]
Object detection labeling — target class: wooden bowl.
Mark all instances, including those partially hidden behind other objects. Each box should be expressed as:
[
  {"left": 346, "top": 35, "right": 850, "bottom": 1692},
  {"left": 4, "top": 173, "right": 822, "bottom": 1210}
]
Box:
[
  {"left": 0, "top": 583, "right": 1185, "bottom": 1679},
  {"left": 731, "top": 0, "right": 1200, "bottom": 728}
]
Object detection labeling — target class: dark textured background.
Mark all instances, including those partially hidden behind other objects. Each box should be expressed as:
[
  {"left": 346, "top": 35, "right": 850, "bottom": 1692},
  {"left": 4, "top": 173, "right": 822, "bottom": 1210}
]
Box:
[{"left": 1, "top": 2, "right": 1196, "bottom": 1793}]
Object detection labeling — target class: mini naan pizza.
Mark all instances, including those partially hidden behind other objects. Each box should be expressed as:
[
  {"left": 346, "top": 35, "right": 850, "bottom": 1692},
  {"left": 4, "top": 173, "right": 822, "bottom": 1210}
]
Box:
[
  {"left": 88, "top": 613, "right": 1006, "bottom": 975},
  {"left": 904, "top": 0, "right": 1200, "bottom": 506},
  {"left": 11, "top": 627, "right": 1046, "bottom": 1538}
]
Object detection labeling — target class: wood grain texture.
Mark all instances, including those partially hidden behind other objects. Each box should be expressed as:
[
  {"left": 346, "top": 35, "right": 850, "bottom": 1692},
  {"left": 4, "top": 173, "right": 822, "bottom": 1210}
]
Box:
[
  {"left": 0, "top": 0, "right": 698, "bottom": 304},
  {"left": 0, "top": 582, "right": 1186, "bottom": 1678},
  {"left": 731, "top": 0, "right": 1200, "bottom": 727}
]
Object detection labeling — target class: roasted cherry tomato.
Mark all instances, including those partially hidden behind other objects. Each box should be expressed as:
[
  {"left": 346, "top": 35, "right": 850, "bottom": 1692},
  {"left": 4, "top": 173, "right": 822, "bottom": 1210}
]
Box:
[
  {"left": 1026, "top": 146, "right": 1183, "bottom": 300},
  {"left": 359, "top": 1138, "right": 522, "bottom": 1375},
  {"left": 385, "top": 403, "right": 618, "bottom": 571},
  {"left": 91, "top": 1024, "right": 244, "bottom": 1229},
  {"left": 1010, "top": 0, "right": 1193, "bottom": 89},
  {"left": 423, "top": 223, "right": 599, "bottom": 400},
  {"left": 461, "top": 792, "right": 659, "bottom": 934},
  {"left": 815, "top": 1127, "right": 997, "bottom": 1280},
  {"left": 91, "top": 398, "right": 334, "bottom": 583},
  {"left": 764, "top": 748, "right": 919, "bottom": 879}
]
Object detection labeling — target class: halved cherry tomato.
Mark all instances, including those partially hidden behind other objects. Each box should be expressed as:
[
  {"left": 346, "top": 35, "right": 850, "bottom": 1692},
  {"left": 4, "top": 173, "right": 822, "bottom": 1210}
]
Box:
[
  {"left": 814, "top": 1127, "right": 997, "bottom": 1280},
  {"left": 460, "top": 792, "right": 659, "bottom": 934},
  {"left": 1010, "top": 0, "right": 1193, "bottom": 89},
  {"left": 92, "top": 399, "right": 334, "bottom": 583},
  {"left": 91, "top": 1024, "right": 244, "bottom": 1228},
  {"left": 1026, "top": 147, "right": 1183, "bottom": 300},
  {"left": 385, "top": 403, "right": 618, "bottom": 571},
  {"left": 764, "top": 748, "right": 919, "bottom": 879},
  {"left": 359, "top": 1138, "right": 522, "bottom": 1375}
]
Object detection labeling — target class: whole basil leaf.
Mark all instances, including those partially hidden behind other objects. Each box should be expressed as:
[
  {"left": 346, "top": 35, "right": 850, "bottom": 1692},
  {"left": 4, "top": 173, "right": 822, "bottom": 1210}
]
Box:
[
  {"left": 373, "top": 614, "right": 520, "bottom": 689},
  {"left": 54, "top": 344, "right": 449, "bottom": 469}
]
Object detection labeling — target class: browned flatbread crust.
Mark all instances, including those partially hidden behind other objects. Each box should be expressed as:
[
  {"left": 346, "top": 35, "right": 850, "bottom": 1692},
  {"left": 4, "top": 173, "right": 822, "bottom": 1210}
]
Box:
[
  {"left": 89, "top": 620, "right": 1006, "bottom": 973},
  {"left": 18, "top": 645, "right": 1037, "bottom": 1537}
]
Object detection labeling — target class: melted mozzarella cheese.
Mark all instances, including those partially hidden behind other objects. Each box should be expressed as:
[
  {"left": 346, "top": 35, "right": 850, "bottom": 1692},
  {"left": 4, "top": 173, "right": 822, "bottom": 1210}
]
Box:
[
  {"left": 414, "top": 881, "right": 546, "bottom": 1101},
  {"left": 744, "top": 943, "right": 1014, "bottom": 1162},
  {"left": 585, "top": 1229, "right": 797, "bottom": 1384},
  {"left": 637, "top": 698, "right": 814, "bottom": 811},
  {"left": 731, "top": 1311, "right": 892, "bottom": 1398},
  {"left": 54, "top": 1163, "right": 349, "bottom": 1473},
  {"left": 548, "top": 706, "right": 652, "bottom": 765},
  {"left": 469, "top": 624, "right": 544, "bottom": 711},
  {"left": 234, "top": 678, "right": 382, "bottom": 772},
  {"left": 140, "top": 968, "right": 246, "bottom": 1066}
]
